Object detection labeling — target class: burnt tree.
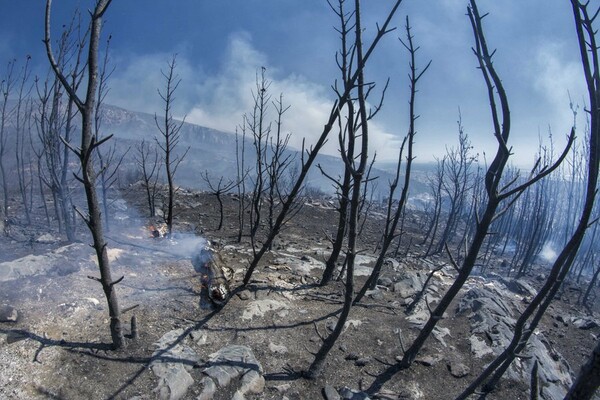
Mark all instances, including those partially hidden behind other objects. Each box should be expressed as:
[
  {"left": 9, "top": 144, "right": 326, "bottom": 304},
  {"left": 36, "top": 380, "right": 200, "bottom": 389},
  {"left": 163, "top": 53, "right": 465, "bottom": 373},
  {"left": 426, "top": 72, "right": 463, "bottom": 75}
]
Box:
[
  {"left": 45, "top": 0, "right": 125, "bottom": 349},
  {"left": 155, "top": 54, "right": 189, "bottom": 237},
  {"left": 433, "top": 118, "right": 477, "bottom": 255},
  {"left": 201, "top": 171, "right": 240, "bottom": 231},
  {"left": 35, "top": 12, "right": 86, "bottom": 241},
  {"left": 456, "top": 0, "right": 600, "bottom": 396},
  {"left": 14, "top": 57, "right": 33, "bottom": 225},
  {"left": 243, "top": 0, "right": 405, "bottom": 285},
  {"left": 0, "top": 60, "right": 16, "bottom": 219},
  {"left": 266, "top": 93, "right": 294, "bottom": 241},
  {"left": 421, "top": 157, "right": 445, "bottom": 255},
  {"left": 235, "top": 126, "right": 249, "bottom": 242},
  {"left": 306, "top": 0, "right": 374, "bottom": 378},
  {"left": 399, "top": 0, "right": 573, "bottom": 369},
  {"left": 135, "top": 139, "right": 161, "bottom": 218},
  {"left": 354, "top": 16, "right": 430, "bottom": 303},
  {"left": 318, "top": 0, "right": 356, "bottom": 286},
  {"left": 245, "top": 68, "right": 274, "bottom": 253},
  {"left": 566, "top": 339, "right": 600, "bottom": 400},
  {"left": 94, "top": 35, "right": 128, "bottom": 232}
]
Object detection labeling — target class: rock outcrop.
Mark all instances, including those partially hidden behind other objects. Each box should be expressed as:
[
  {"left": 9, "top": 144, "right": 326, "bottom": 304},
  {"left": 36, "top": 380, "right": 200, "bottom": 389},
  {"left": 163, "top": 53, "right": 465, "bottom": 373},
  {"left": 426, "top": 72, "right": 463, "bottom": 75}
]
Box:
[
  {"left": 457, "top": 281, "right": 573, "bottom": 400},
  {"left": 198, "top": 345, "right": 265, "bottom": 400}
]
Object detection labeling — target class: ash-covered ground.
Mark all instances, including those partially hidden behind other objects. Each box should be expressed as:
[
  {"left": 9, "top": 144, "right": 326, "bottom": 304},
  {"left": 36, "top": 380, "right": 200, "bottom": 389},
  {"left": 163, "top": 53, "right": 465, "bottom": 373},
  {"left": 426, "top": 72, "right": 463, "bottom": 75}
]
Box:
[{"left": 0, "top": 185, "right": 598, "bottom": 400}]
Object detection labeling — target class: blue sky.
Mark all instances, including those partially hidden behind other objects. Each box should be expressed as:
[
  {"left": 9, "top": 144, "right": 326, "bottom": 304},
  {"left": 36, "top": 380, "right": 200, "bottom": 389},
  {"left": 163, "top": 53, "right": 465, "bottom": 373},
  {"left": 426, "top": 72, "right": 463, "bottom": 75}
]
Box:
[{"left": 0, "top": 1, "right": 586, "bottom": 166}]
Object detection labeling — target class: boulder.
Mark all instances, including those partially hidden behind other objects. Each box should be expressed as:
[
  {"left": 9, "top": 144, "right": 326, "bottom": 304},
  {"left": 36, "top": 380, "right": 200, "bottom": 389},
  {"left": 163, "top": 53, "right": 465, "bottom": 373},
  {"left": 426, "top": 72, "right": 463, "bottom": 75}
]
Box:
[
  {"left": 415, "top": 354, "right": 442, "bottom": 367},
  {"left": 339, "top": 387, "right": 371, "bottom": 400},
  {"left": 323, "top": 385, "right": 341, "bottom": 400},
  {"left": 469, "top": 335, "right": 493, "bottom": 358},
  {"left": 447, "top": 360, "right": 470, "bottom": 378},
  {"left": 0, "top": 243, "right": 90, "bottom": 282},
  {"left": 355, "top": 357, "right": 371, "bottom": 367},
  {"left": 150, "top": 329, "right": 200, "bottom": 400},
  {"left": 572, "top": 317, "right": 598, "bottom": 330},
  {"left": 35, "top": 233, "right": 61, "bottom": 244},
  {"left": 199, "top": 345, "right": 265, "bottom": 400},
  {"left": 457, "top": 286, "right": 515, "bottom": 350},
  {"left": 237, "top": 290, "right": 252, "bottom": 301},
  {"left": 458, "top": 282, "right": 574, "bottom": 400},
  {"left": 367, "top": 289, "right": 385, "bottom": 301},
  {"left": 242, "top": 299, "right": 289, "bottom": 320},
  {"left": 268, "top": 342, "right": 288, "bottom": 354},
  {"left": 197, "top": 377, "right": 216, "bottom": 400},
  {"left": 501, "top": 278, "right": 538, "bottom": 297},
  {"left": 374, "top": 383, "right": 423, "bottom": 399},
  {"left": 393, "top": 271, "right": 425, "bottom": 299},
  {"left": 0, "top": 305, "right": 19, "bottom": 322},
  {"left": 376, "top": 277, "right": 393, "bottom": 288}
]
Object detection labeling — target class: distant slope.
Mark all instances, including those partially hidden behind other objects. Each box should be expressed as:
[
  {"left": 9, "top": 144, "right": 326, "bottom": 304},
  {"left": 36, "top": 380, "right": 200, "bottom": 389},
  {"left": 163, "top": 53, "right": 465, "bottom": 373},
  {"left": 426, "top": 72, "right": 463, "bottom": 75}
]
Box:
[
  {"left": 100, "top": 104, "right": 432, "bottom": 202},
  {"left": 3, "top": 100, "right": 431, "bottom": 204}
]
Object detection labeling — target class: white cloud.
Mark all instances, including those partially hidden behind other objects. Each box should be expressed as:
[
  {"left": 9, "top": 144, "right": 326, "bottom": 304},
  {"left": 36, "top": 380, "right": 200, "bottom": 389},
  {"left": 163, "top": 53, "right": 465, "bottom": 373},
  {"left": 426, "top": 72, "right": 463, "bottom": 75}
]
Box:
[
  {"left": 186, "top": 32, "right": 265, "bottom": 132},
  {"left": 504, "top": 41, "right": 588, "bottom": 165},
  {"left": 184, "top": 32, "right": 403, "bottom": 160},
  {"left": 533, "top": 42, "right": 585, "bottom": 115},
  {"left": 106, "top": 51, "right": 201, "bottom": 119},
  {"left": 105, "top": 32, "right": 408, "bottom": 162}
]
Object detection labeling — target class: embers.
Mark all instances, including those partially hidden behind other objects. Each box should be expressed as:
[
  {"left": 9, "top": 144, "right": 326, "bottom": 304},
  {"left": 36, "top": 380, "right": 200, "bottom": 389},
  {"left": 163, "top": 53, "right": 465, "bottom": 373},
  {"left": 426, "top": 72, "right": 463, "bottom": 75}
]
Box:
[
  {"left": 208, "top": 283, "right": 229, "bottom": 305},
  {"left": 192, "top": 247, "right": 215, "bottom": 273},
  {"left": 148, "top": 224, "right": 168, "bottom": 238},
  {"left": 191, "top": 244, "right": 231, "bottom": 308}
]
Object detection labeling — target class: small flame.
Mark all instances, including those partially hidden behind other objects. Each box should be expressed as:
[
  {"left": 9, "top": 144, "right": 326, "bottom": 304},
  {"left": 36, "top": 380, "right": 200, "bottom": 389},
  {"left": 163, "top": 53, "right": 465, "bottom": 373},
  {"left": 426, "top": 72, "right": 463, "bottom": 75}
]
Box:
[{"left": 148, "top": 224, "right": 167, "bottom": 238}]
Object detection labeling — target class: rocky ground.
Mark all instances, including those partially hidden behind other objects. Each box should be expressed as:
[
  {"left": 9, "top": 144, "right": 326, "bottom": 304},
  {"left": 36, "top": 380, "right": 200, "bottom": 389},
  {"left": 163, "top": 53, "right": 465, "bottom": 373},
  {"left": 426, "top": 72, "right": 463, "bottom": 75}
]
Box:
[{"left": 0, "top": 185, "right": 599, "bottom": 400}]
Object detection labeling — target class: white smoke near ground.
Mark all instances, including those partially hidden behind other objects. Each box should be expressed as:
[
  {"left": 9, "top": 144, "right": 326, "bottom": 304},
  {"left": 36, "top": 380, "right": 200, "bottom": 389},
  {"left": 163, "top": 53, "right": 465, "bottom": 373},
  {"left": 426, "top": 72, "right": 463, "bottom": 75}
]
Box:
[
  {"left": 539, "top": 242, "right": 558, "bottom": 263},
  {"left": 167, "top": 234, "right": 208, "bottom": 259},
  {"left": 95, "top": 181, "right": 208, "bottom": 265}
]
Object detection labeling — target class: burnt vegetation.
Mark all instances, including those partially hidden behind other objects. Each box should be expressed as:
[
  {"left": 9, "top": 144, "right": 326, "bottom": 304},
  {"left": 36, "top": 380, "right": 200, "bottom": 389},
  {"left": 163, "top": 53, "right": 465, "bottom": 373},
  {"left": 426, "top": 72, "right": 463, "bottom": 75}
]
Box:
[{"left": 0, "top": 0, "right": 599, "bottom": 399}]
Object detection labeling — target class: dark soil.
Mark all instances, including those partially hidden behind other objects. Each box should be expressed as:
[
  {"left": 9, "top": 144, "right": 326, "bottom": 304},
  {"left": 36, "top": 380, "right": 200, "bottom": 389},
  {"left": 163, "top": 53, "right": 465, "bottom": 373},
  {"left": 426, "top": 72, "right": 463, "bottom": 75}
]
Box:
[{"left": 0, "top": 185, "right": 598, "bottom": 400}]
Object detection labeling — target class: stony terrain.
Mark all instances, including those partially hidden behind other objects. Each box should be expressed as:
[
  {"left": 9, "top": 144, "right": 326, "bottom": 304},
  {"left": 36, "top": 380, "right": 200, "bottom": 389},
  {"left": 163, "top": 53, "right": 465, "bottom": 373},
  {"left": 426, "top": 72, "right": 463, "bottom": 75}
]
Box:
[{"left": 0, "top": 186, "right": 599, "bottom": 400}]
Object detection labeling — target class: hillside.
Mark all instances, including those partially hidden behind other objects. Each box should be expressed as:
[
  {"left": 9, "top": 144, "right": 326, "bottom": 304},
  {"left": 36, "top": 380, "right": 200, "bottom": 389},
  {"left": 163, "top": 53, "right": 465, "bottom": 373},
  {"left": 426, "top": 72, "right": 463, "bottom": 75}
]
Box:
[
  {"left": 98, "top": 104, "right": 430, "bottom": 198},
  {"left": 0, "top": 186, "right": 598, "bottom": 400}
]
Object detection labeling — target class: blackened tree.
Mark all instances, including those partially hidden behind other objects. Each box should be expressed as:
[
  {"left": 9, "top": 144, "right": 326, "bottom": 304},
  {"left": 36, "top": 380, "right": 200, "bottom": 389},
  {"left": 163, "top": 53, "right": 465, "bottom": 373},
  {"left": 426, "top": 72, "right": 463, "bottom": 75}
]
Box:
[
  {"left": 399, "top": 0, "right": 573, "bottom": 369},
  {"left": 155, "top": 54, "right": 189, "bottom": 236},
  {"left": 45, "top": 0, "right": 125, "bottom": 349}
]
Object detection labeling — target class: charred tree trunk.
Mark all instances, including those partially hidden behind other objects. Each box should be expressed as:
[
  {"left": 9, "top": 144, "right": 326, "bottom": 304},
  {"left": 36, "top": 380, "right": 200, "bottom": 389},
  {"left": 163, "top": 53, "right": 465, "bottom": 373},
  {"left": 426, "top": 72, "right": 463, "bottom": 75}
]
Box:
[
  {"left": 45, "top": 0, "right": 124, "bottom": 349},
  {"left": 135, "top": 139, "right": 161, "bottom": 218},
  {"left": 247, "top": 68, "right": 271, "bottom": 254},
  {"left": 319, "top": 0, "right": 355, "bottom": 287},
  {"left": 35, "top": 12, "right": 84, "bottom": 242},
  {"left": 266, "top": 93, "right": 293, "bottom": 244},
  {"left": 306, "top": 0, "right": 371, "bottom": 376},
  {"left": 565, "top": 339, "right": 600, "bottom": 400},
  {"left": 155, "top": 54, "right": 189, "bottom": 237},
  {"left": 582, "top": 254, "right": 600, "bottom": 309},
  {"left": 36, "top": 155, "right": 51, "bottom": 227},
  {"left": 242, "top": 0, "right": 404, "bottom": 285},
  {"left": 201, "top": 172, "right": 239, "bottom": 231},
  {"left": 400, "top": 0, "right": 572, "bottom": 369},
  {"left": 434, "top": 122, "right": 475, "bottom": 255},
  {"left": 320, "top": 168, "right": 351, "bottom": 286},
  {"left": 423, "top": 158, "right": 445, "bottom": 256},
  {"left": 15, "top": 77, "right": 33, "bottom": 225},
  {"left": 354, "top": 17, "right": 429, "bottom": 303},
  {"left": 235, "top": 127, "right": 248, "bottom": 242},
  {"left": 0, "top": 61, "right": 16, "bottom": 219},
  {"left": 456, "top": 0, "right": 598, "bottom": 397}
]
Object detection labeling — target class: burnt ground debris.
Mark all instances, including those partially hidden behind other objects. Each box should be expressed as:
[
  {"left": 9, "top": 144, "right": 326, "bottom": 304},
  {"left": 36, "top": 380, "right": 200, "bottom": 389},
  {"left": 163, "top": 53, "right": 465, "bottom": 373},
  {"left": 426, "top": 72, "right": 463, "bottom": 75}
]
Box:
[{"left": 0, "top": 186, "right": 598, "bottom": 399}]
